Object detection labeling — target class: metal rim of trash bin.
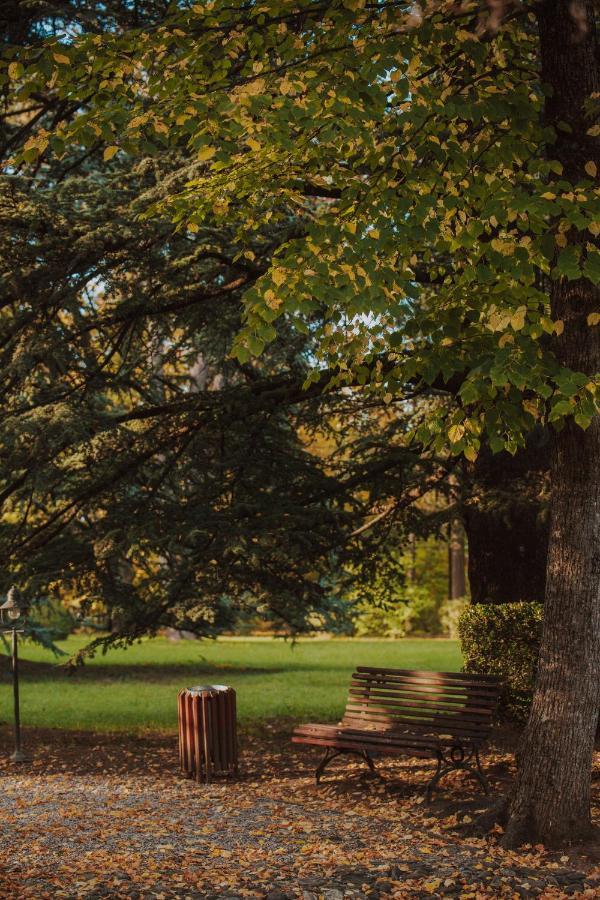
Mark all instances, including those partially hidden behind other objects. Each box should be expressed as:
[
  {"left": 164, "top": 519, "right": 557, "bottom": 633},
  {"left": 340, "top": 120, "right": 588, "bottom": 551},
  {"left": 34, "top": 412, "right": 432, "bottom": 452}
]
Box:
[{"left": 178, "top": 685, "right": 238, "bottom": 783}]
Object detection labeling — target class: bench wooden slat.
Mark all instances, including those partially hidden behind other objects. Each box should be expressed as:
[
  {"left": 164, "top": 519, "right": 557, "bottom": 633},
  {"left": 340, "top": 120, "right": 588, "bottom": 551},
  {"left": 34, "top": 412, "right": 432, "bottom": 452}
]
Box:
[
  {"left": 340, "top": 714, "right": 488, "bottom": 739},
  {"left": 351, "top": 674, "right": 499, "bottom": 699},
  {"left": 293, "top": 723, "right": 440, "bottom": 744},
  {"left": 342, "top": 713, "right": 492, "bottom": 736},
  {"left": 349, "top": 683, "right": 495, "bottom": 706},
  {"left": 355, "top": 666, "right": 499, "bottom": 685},
  {"left": 346, "top": 693, "right": 494, "bottom": 718},
  {"left": 292, "top": 735, "right": 435, "bottom": 759},
  {"left": 292, "top": 725, "right": 439, "bottom": 756},
  {"left": 344, "top": 704, "right": 492, "bottom": 726}
]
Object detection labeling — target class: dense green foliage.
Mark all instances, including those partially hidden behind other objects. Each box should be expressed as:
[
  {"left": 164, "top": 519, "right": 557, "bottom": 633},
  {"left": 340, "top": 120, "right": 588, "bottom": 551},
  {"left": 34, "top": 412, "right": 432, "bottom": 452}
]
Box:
[
  {"left": 1, "top": 3, "right": 597, "bottom": 661},
  {"left": 0, "top": 1, "right": 464, "bottom": 653},
  {"left": 4, "top": 635, "right": 462, "bottom": 731},
  {"left": 459, "top": 601, "right": 543, "bottom": 720},
  {"left": 8, "top": 1, "right": 598, "bottom": 458}
]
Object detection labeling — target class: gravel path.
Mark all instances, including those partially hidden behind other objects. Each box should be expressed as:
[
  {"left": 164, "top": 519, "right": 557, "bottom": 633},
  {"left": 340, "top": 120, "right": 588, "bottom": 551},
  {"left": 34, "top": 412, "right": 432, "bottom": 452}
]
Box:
[{"left": 0, "top": 730, "right": 598, "bottom": 899}]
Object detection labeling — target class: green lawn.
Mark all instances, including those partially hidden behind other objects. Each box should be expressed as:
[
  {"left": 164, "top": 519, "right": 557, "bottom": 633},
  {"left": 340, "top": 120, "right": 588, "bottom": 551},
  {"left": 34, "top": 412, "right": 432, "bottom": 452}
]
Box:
[{"left": 1, "top": 636, "right": 461, "bottom": 733}]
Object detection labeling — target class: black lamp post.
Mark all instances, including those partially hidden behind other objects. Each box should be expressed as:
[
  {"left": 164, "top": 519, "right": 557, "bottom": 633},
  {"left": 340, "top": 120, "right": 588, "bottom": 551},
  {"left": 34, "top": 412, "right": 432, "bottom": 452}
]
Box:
[{"left": 0, "top": 586, "right": 30, "bottom": 762}]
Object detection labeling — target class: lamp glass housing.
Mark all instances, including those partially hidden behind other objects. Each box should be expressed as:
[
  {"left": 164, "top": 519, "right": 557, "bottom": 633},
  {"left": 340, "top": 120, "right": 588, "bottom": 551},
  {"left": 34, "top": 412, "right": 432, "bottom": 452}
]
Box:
[{"left": 7, "top": 607, "right": 21, "bottom": 620}]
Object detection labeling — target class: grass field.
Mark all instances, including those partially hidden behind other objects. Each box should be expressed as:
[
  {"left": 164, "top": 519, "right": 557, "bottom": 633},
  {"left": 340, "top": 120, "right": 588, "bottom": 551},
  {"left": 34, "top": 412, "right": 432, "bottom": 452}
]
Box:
[{"left": 0, "top": 636, "right": 462, "bottom": 733}]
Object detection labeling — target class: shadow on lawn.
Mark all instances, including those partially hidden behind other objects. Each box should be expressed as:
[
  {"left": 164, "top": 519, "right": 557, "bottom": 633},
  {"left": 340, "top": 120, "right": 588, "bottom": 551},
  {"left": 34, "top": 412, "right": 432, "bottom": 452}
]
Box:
[{"left": 1, "top": 655, "right": 282, "bottom": 682}]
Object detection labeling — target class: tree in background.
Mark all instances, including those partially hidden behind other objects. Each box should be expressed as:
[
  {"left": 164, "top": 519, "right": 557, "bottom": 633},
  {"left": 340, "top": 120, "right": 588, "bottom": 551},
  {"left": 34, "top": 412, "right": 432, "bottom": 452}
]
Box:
[{"left": 463, "top": 433, "right": 550, "bottom": 604}]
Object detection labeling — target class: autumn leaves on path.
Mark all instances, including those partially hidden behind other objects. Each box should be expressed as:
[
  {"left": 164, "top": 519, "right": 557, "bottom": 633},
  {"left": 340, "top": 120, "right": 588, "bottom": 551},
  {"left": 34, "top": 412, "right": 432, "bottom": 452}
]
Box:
[{"left": 0, "top": 729, "right": 598, "bottom": 899}]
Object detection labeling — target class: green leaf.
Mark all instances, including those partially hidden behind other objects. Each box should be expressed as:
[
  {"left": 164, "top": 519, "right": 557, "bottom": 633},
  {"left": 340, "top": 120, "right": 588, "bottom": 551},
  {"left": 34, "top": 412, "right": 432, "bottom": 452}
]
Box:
[
  {"left": 583, "top": 250, "right": 600, "bottom": 284},
  {"left": 554, "top": 245, "right": 581, "bottom": 280}
]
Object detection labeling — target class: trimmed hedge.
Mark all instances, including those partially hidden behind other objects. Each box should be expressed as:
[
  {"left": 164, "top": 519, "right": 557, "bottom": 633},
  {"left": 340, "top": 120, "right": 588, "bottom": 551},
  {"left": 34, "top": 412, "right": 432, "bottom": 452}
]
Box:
[{"left": 459, "top": 601, "right": 543, "bottom": 721}]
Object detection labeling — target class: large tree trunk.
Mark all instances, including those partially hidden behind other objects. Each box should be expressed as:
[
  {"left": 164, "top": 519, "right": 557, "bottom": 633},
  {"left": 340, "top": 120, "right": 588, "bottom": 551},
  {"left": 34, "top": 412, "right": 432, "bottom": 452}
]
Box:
[
  {"left": 463, "top": 434, "right": 550, "bottom": 604},
  {"left": 503, "top": 0, "right": 600, "bottom": 848}
]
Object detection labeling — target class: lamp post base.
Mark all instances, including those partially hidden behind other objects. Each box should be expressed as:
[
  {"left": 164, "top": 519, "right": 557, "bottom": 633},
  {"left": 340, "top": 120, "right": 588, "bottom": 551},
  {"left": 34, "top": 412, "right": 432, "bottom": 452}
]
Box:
[{"left": 10, "top": 749, "right": 31, "bottom": 763}]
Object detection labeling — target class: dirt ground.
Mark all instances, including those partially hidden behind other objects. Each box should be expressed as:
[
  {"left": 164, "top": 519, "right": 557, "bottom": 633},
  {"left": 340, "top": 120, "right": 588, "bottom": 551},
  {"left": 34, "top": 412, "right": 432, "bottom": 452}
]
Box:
[{"left": 0, "top": 726, "right": 598, "bottom": 899}]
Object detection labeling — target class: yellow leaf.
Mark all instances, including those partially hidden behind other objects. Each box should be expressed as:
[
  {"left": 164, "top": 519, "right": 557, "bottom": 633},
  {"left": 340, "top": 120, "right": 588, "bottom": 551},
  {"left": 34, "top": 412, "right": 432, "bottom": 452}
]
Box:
[
  {"left": 188, "top": 223, "right": 200, "bottom": 234},
  {"left": 541, "top": 192, "right": 556, "bottom": 200},
  {"left": 540, "top": 316, "right": 554, "bottom": 334},
  {"left": 246, "top": 138, "right": 261, "bottom": 152},
  {"left": 511, "top": 307, "right": 527, "bottom": 330},
  {"left": 587, "top": 313, "right": 600, "bottom": 326},
  {"left": 103, "top": 146, "right": 119, "bottom": 161},
  {"left": 499, "top": 333, "right": 514, "bottom": 348},
  {"left": 407, "top": 55, "right": 420, "bottom": 77},
  {"left": 8, "top": 62, "right": 23, "bottom": 80},
  {"left": 555, "top": 232, "right": 568, "bottom": 248},
  {"left": 554, "top": 319, "right": 564, "bottom": 335},
  {"left": 448, "top": 424, "right": 464, "bottom": 443},
  {"left": 464, "top": 445, "right": 477, "bottom": 462},
  {"left": 346, "top": 220, "right": 357, "bottom": 235},
  {"left": 369, "top": 228, "right": 380, "bottom": 240},
  {"left": 197, "top": 146, "right": 216, "bottom": 162},
  {"left": 53, "top": 52, "right": 70, "bottom": 65},
  {"left": 264, "top": 289, "right": 281, "bottom": 310},
  {"left": 589, "top": 222, "right": 600, "bottom": 237},
  {"left": 271, "top": 268, "right": 286, "bottom": 287},
  {"left": 584, "top": 161, "right": 597, "bottom": 178}
]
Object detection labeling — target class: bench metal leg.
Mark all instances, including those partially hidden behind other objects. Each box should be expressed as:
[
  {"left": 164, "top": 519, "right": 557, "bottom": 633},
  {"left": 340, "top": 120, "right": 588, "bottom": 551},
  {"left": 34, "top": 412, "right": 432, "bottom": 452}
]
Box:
[
  {"left": 474, "top": 746, "right": 491, "bottom": 794},
  {"left": 362, "top": 749, "right": 378, "bottom": 777},
  {"left": 315, "top": 747, "right": 379, "bottom": 785},
  {"left": 425, "top": 745, "right": 490, "bottom": 801},
  {"left": 425, "top": 751, "right": 444, "bottom": 802},
  {"left": 316, "top": 748, "right": 341, "bottom": 784}
]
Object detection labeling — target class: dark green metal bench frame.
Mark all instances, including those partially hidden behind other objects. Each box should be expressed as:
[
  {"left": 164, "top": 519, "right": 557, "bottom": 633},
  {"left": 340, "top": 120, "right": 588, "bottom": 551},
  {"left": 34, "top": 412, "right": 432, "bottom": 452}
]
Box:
[{"left": 292, "top": 667, "right": 500, "bottom": 800}]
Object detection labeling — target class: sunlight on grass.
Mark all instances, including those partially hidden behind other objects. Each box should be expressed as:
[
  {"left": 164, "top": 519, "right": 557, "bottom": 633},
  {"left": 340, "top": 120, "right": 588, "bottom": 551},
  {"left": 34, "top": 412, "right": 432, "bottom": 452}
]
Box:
[{"left": 1, "top": 636, "right": 462, "bottom": 733}]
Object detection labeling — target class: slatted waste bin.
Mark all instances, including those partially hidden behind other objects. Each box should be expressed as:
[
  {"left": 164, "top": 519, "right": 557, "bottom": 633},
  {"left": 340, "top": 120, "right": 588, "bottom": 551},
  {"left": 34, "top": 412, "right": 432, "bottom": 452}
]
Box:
[{"left": 178, "top": 685, "right": 238, "bottom": 783}]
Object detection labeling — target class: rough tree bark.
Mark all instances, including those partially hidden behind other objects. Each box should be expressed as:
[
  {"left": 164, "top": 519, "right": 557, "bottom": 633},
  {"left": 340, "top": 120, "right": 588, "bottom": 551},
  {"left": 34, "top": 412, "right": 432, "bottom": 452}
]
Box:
[
  {"left": 463, "top": 434, "right": 550, "bottom": 604},
  {"left": 503, "top": 0, "right": 600, "bottom": 848}
]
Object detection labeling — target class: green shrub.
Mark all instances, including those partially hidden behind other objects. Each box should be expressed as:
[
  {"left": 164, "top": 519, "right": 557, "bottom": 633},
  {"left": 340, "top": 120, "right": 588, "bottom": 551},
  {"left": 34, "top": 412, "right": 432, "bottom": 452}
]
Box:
[{"left": 458, "top": 601, "right": 543, "bottom": 721}]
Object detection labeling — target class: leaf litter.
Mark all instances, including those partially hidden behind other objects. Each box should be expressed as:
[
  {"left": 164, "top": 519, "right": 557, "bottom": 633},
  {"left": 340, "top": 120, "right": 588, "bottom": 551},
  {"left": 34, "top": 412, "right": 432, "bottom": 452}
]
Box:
[{"left": 0, "top": 727, "right": 598, "bottom": 899}]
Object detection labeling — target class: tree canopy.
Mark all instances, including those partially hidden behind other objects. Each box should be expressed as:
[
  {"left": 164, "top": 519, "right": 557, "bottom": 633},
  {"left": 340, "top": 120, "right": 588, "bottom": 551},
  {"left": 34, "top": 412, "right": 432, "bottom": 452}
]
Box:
[
  {"left": 1, "top": 0, "right": 460, "bottom": 651},
  {"left": 6, "top": 0, "right": 599, "bottom": 458}
]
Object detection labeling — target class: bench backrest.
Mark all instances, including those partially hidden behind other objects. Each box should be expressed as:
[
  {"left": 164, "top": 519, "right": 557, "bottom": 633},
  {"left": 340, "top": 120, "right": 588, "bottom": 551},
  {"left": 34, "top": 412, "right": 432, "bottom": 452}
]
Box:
[{"left": 342, "top": 667, "right": 500, "bottom": 741}]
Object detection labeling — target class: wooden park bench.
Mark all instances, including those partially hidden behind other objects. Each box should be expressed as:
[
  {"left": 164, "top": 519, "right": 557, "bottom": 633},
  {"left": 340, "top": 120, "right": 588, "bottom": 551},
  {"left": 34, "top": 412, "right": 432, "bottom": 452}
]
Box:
[{"left": 292, "top": 667, "right": 500, "bottom": 799}]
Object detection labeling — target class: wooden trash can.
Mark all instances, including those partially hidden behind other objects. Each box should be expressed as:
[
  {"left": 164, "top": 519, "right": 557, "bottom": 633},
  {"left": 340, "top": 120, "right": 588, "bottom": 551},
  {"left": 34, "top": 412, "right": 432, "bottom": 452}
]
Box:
[{"left": 178, "top": 685, "right": 238, "bottom": 783}]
